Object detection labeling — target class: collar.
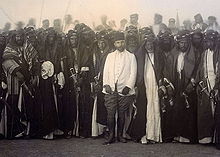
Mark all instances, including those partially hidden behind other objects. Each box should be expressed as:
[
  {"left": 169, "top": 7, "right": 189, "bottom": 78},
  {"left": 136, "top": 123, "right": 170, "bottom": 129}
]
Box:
[{"left": 115, "top": 49, "right": 126, "bottom": 54}]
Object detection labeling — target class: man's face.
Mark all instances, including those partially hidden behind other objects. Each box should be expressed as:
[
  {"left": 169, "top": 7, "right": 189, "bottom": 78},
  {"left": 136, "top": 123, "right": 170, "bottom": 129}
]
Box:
[
  {"left": 98, "top": 39, "right": 107, "bottom": 51},
  {"left": 195, "top": 16, "right": 202, "bottom": 24},
  {"left": 27, "top": 30, "right": 37, "bottom": 44},
  {"left": 192, "top": 34, "right": 203, "bottom": 48},
  {"left": 160, "top": 38, "right": 172, "bottom": 52},
  {"left": 154, "top": 16, "right": 162, "bottom": 25},
  {"left": 69, "top": 35, "right": 78, "bottom": 48},
  {"left": 145, "top": 40, "right": 154, "bottom": 53},
  {"left": 127, "top": 37, "right": 138, "bottom": 46},
  {"left": 82, "top": 32, "right": 93, "bottom": 45},
  {"left": 178, "top": 38, "right": 190, "bottom": 52},
  {"left": 169, "top": 21, "right": 175, "bottom": 28},
  {"left": 43, "top": 21, "right": 49, "bottom": 29},
  {"left": 127, "top": 36, "right": 138, "bottom": 52},
  {"left": 208, "top": 19, "right": 215, "bottom": 26},
  {"left": 114, "top": 40, "right": 125, "bottom": 52},
  {"left": 204, "top": 40, "right": 215, "bottom": 50},
  {"left": 130, "top": 16, "right": 138, "bottom": 24},
  {"left": 15, "top": 34, "right": 24, "bottom": 46}
]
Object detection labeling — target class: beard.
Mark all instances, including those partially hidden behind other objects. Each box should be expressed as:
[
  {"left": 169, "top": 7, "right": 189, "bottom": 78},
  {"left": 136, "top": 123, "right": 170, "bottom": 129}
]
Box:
[
  {"left": 192, "top": 42, "right": 202, "bottom": 49},
  {"left": 161, "top": 43, "right": 172, "bottom": 52},
  {"left": 116, "top": 46, "right": 125, "bottom": 52}
]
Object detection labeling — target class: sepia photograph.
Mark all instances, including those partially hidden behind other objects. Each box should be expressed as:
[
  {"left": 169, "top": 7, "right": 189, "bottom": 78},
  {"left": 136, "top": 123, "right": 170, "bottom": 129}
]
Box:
[{"left": 0, "top": 0, "right": 220, "bottom": 156}]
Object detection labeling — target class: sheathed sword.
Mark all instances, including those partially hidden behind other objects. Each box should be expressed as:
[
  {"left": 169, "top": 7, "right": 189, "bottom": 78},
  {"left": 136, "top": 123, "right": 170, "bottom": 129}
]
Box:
[
  {"left": 21, "top": 82, "right": 34, "bottom": 99},
  {"left": 198, "top": 80, "right": 217, "bottom": 115},
  {"left": 182, "top": 92, "right": 190, "bottom": 109},
  {"left": 198, "top": 81, "right": 209, "bottom": 96},
  {"left": 70, "top": 68, "right": 80, "bottom": 136}
]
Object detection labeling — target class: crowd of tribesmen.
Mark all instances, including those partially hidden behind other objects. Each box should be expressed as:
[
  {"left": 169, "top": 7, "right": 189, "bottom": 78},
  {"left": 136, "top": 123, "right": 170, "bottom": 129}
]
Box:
[{"left": 0, "top": 13, "right": 220, "bottom": 150}]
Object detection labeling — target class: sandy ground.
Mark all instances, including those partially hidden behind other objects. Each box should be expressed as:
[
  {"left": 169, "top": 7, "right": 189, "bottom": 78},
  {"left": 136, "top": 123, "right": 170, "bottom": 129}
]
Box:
[{"left": 0, "top": 137, "right": 220, "bottom": 157}]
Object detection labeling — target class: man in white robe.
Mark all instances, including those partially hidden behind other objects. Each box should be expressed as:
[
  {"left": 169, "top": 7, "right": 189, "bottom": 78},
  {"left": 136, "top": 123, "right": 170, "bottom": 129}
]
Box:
[
  {"left": 196, "top": 30, "right": 220, "bottom": 144},
  {"left": 141, "top": 32, "right": 162, "bottom": 144}
]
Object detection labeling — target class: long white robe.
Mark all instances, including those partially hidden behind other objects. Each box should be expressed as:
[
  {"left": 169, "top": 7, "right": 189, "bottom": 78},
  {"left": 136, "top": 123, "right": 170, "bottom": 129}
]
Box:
[
  {"left": 199, "top": 49, "right": 216, "bottom": 144},
  {"left": 141, "top": 53, "right": 162, "bottom": 143}
]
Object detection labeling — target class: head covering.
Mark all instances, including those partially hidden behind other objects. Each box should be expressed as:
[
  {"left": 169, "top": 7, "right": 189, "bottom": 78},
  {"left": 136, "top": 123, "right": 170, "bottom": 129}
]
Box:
[
  {"left": 208, "top": 16, "right": 216, "bottom": 21},
  {"left": 176, "top": 30, "right": 191, "bottom": 41},
  {"left": 191, "top": 28, "right": 203, "bottom": 38},
  {"left": 27, "top": 18, "right": 36, "bottom": 28},
  {"left": 194, "top": 13, "right": 203, "bottom": 22},
  {"left": 130, "top": 13, "right": 138, "bottom": 18},
  {"left": 203, "top": 29, "right": 218, "bottom": 41},
  {"left": 126, "top": 25, "right": 138, "bottom": 32},
  {"left": 96, "top": 30, "right": 109, "bottom": 41},
  {"left": 81, "top": 26, "right": 95, "bottom": 41},
  {"left": 25, "top": 26, "right": 35, "bottom": 36},
  {"left": 144, "top": 28, "right": 155, "bottom": 41},
  {"left": 125, "top": 25, "right": 138, "bottom": 37},
  {"left": 16, "top": 21, "right": 25, "bottom": 30},
  {"left": 67, "top": 29, "right": 78, "bottom": 38},
  {"left": 139, "top": 27, "right": 152, "bottom": 35},
  {"left": 158, "top": 30, "right": 173, "bottom": 40},
  {"left": 169, "top": 18, "right": 175, "bottom": 23},
  {"left": 43, "top": 19, "right": 49, "bottom": 23},
  {"left": 53, "top": 19, "right": 61, "bottom": 25},
  {"left": 113, "top": 31, "right": 125, "bottom": 42}
]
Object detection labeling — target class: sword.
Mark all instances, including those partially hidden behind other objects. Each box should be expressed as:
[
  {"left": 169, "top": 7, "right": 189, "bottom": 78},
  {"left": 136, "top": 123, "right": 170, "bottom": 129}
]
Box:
[
  {"left": 21, "top": 82, "right": 34, "bottom": 99},
  {"left": 69, "top": 68, "right": 80, "bottom": 136},
  {"left": 198, "top": 81, "right": 209, "bottom": 96},
  {"left": 182, "top": 92, "right": 190, "bottom": 109}
]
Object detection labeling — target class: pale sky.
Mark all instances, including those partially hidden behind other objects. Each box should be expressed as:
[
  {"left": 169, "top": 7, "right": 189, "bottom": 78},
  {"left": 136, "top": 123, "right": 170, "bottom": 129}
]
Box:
[{"left": 0, "top": 0, "right": 220, "bottom": 29}]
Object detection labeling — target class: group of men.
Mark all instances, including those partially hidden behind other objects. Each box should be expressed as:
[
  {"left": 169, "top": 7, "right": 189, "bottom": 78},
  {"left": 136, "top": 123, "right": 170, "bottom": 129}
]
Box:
[{"left": 0, "top": 13, "right": 220, "bottom": 150}]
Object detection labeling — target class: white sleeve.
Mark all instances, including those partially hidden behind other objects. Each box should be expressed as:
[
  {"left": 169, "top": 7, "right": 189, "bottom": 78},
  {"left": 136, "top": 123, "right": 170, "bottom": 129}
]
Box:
[{"left": 126, "top": 54, "right": 137, "bottom": 89}]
